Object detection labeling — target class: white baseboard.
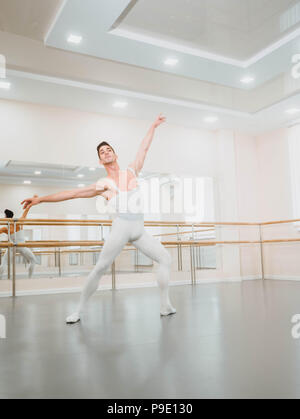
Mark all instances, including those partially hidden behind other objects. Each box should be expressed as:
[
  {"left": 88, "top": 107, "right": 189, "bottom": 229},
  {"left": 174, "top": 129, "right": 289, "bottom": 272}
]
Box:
[
  {"left": 0, "top": 275, "right": 263, "bottom": 298},
  {"left": 264, "top": 275, "right": 300, "bottom": 281}
]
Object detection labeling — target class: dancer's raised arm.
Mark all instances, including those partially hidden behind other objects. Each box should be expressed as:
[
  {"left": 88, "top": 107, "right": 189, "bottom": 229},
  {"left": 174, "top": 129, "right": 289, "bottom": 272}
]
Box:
[
  {"left": 21, "top": 182, "right": 108, "bottom": 210},
  {"left": 20, "top": 195, "right": 38, "bottom": 219},
  {"left": 129, "top": 114, "right": 166, "bottom": 175}
]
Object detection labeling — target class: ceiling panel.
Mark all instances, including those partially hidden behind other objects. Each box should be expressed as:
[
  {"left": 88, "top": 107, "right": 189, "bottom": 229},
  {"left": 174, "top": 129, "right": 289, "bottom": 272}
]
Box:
[
  {"left": 0, "top": 0, "right": 63, "bottom": 41},
  {"left": 2, "top": 69, "right": 300, "bottom": 135},
  {"left": 117, "top": 0, "right": 299, "bottom": 59}
]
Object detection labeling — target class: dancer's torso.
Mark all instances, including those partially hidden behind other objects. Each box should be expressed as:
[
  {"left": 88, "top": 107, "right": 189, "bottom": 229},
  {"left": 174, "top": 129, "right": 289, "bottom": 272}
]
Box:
[
  {"left": 102, "top": 167, "right": 144, "bottom": 221},
  {"left": 9, "top": 229, "right": 25, "bottom": 243}
]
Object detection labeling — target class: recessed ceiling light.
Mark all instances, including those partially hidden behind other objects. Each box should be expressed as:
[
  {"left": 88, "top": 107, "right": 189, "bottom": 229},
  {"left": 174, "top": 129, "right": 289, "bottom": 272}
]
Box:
[
  {"left": 285, "top": 108, "right": 300, "bottom": 114},
  {"left": 240, "top": 76, "right": 255, "bottom": 84},
  {"left": 24, "top": 180, "right": 31, "bottom": 185},
  {"left": 67, "top": 34, "right": 82, "bottom": 44},
  {"left": 164, "top": 58, "right": 179, "bottom": 66},
  {"left": 0, "top": 81, "right": 11, "bottom": 90},
  {"left": 34, "top": 171, "right": 41, "bottom": 175},
  {"left": 78, "top": 184, "right": 85, "bottom": 188},
  {"left": 203, "top": 116, "right": 219, "bottom": 123},
  {"left": 89, "top": 167, "right": 96, "bottom": 171},
  {"left": 113, "top": 101, "right": 128, "bottom": 108},
  {"left": 77, "top": 174, "right": 84, "bottom": 178}
]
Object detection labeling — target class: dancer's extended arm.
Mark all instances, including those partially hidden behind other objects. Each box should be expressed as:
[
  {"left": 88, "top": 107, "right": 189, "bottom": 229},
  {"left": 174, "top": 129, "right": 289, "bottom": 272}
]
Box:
[
  {"left": 20, "top": 195, "right": 38, "bottom": 219},
  {"left": 21, "top": 182, "right": 108, "bottom": 210},
  {"left": 129, "top": 114, "right": 166, "bottom": 175}
]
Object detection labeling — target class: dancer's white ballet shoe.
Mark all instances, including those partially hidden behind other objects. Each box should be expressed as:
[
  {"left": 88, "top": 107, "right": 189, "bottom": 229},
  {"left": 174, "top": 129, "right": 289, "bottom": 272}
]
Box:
[
  {"left": 160, "top": 305, "right": 177, "bottom": 316},
  {"left": 66, "top": 313, "right": 81, "bottom": 324}
]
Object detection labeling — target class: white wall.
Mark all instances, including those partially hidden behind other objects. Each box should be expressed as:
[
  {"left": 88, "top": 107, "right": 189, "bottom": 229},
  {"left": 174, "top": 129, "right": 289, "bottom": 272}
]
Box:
[
  {"left": 0, "top": 98, "right": 267, "bottom": 285},
  {"left": 0, "top": 99, "right": 217, "bottom": 175},
  {"left": 254, "top": 127, "right": 300, "bottom": 279},
  {"left": 256, "top": 128, "right": 293, "bottom": 222}
]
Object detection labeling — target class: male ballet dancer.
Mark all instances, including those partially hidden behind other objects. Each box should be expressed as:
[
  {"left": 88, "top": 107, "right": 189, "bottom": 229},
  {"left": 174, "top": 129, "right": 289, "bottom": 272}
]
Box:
[
  {"left": 0, "top": 201, "right": 38, "bottom": 279},
  {"left": 22, "top": 114, "right": 176, "bottom": 324}
]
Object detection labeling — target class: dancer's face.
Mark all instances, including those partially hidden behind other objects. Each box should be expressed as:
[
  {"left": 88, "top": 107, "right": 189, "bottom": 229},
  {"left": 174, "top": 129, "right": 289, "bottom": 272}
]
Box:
[{"left": 98, "top": 145, "right": 117, "bottom": 165}]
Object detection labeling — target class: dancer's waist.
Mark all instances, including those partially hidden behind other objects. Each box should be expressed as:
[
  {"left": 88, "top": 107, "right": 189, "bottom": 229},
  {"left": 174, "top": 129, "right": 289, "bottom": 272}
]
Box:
[
  {"left": 111, "top": 212, "right": 144, "bottom": 221},
  {"left": 10, "top": 232, "right": 25, "bottom": 243}
]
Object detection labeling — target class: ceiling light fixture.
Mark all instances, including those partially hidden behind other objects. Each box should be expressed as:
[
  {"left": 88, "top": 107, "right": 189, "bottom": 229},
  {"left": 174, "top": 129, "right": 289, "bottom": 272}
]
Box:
[
  {"left": 113, "top": 101, "right": 128, "bottom": 108},
  {"left": 164, "top": 58, "right": 179, "bottom": 66},
  {"left": 240, "top": 76, "right": 255, "bottom": 84},
  {"left": 286, "top": 108, "right": 300, "bottom": 115},
  {"left": 24, "top": 180, "right": 32, "bottom": 185},
  {"left": 0, "top": 81, "right": 11, "bottom": 90},
  {"left": 89, "top": 167, "right": 96, "bottom": 171},
  {"left": 78, "top": 184, "right": 85, "bottom": 188},
  {"left": 77, "top": 174, "right": 84, "bottom": 178},
  {"left": 34, "top": 171, "right": 41, "bottom": 175},
  {"left": 203, "top": 116, "right": 219, "bottom": 123},
  {"left": 67, "top": 34, "right": 82, "bottom": 44}
]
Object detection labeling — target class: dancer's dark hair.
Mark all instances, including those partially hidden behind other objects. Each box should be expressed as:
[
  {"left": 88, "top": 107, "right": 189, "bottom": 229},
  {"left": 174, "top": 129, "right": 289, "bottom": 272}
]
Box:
[
  {"left": 4, "top": 209, "right": 14, "bottom": 218},
  {"left": 97, "top": 142, "right": 115, "bottom": 157}
]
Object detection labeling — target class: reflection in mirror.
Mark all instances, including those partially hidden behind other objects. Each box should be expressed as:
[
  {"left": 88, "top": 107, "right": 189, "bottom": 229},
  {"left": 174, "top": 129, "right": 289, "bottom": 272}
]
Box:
[{"left": 0, "top": 160, "right": 217, "bottom": 296}]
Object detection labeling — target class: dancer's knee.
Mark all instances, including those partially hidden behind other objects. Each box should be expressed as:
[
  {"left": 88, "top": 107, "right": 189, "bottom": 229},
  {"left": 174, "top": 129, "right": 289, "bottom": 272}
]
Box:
[
  {"left": 159, "top": 249, "right": 172, "bottom": 268},
  {"left": 94, "top": 258, "right": 111, "bottom": 276}
]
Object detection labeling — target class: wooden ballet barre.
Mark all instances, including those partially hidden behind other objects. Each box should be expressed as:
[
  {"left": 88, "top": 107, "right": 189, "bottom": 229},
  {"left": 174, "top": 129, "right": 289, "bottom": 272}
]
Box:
[
  {"left": 260, "top": 219, "right": 300, "bottom": 225},
  {"left": 11, "top": 221, "right": 216, "bottom": 228},
  {"left": 0, "top": 243, "right": 13, "bottom": 248},
  {"left": 4, "top": 238, "right": 300, "bottom": 250},
  {"left": 7, "top": 217, "right": 300, "bottom": 227},
  {"left": 0, "top": 218, "right": 261, "bottom": 227},
  {"left": 5, "top": 239, "right": 264, "bottom": 249},
  {"left": 153, "top": 228, "right": 215, "bottom": 237},
  {"left": 161, "top": 240, "right": 261, "bottom": 246},
  {"left": 262, "top": 238, "right": 300, "bottom": 243}
]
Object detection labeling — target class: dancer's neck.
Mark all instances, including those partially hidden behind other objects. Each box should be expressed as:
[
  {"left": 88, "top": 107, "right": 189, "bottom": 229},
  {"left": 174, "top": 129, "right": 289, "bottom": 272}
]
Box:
[{"left": 104, "top": 162, "right": 121, "bottom": 180}]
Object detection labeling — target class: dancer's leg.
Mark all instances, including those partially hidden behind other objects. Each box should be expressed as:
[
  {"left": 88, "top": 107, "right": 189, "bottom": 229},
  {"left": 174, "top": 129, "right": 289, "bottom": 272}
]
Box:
[
  {"left": 0, "top": 249, "right": 9, "bottom": 279},
  {"left": 66, "top": 219, "right": 130, "bottom": 324},
  {"left": 131, "top": 231, "right": 176, "bottom": 316},
  {"left": 18, "top": 247, "right": 37, "bottom": 279}
]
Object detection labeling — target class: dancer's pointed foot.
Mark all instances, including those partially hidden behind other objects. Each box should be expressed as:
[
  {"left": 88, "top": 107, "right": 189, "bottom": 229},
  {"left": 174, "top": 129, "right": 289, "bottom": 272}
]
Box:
[
  {"left": 66, "top": 313, "right": 81, "bottom": 324},
  {"left": 160, "top": 304, "right": 177, "bottom": 316}
]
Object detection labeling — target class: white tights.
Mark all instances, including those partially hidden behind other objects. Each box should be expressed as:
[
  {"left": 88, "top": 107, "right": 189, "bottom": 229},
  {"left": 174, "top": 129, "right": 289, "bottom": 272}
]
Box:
[
  {"left": 0, "top": 247, "right": 37, "bottom": 279},
  {"left": 66, "top": 216, "right": 176, "bottom": 323}
]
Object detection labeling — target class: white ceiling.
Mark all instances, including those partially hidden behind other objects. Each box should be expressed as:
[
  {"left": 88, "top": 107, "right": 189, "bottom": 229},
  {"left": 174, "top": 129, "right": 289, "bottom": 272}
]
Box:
[
  {"left": 1, "top": 0, "right": 300, "bottom": 134},
  {"left": 38, "top": 0, "right": 300, "bottom": 92},
  {"left": 0, "top": 0, "right": 63, "bottom": 41},
  {"left": 117, "top": 0, "right": 300, "bottom": 60},
  {"left": 2, "top": 69, "right": 300, "bottom": 135}
]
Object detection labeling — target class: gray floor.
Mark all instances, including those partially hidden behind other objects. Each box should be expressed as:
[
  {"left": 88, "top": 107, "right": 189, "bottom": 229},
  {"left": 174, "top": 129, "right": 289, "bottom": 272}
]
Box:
[{"left": 1, "top": 280, "right": 300, "bottom": 399}]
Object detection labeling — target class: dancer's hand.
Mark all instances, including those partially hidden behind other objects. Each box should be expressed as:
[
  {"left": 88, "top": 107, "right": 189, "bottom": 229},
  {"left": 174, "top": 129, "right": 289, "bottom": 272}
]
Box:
[
  {"left": 21, "top": 195, "right": 40, "bottom": 210},
  {"left": 153, "top": 113, "right": 166, "bottom": 128}
]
